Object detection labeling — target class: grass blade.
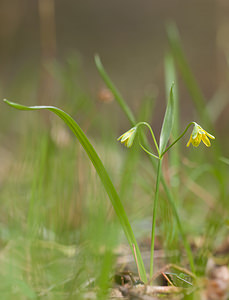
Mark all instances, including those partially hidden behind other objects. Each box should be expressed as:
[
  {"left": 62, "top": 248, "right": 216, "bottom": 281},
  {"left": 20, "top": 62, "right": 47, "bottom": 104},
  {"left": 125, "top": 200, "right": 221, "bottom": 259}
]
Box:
[
  {"left": 164, "top": 53, "right": 180, "bottom": 252},
  {"left": 166, "top": 21, "right": 224, "bottom": 200},
  {"left": 95, "top": 54, "right": 136, "bottom": 125},
  {"left": 164, "top": 53, "right": 179, "bottom": 169},
  {"left": 159, "top": 83, "right": 174, "bottom": 154},
  {"left": 3, "top": 99, "right": 147, "bottom": 283},
  {"left": 166, "top": 22, "right": 210, "bottom": 127}
]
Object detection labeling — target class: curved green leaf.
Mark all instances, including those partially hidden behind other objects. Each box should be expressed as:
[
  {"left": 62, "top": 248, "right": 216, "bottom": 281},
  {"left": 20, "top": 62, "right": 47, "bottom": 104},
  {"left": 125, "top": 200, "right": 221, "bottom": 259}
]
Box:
[{"left": 3, "top": 99, "right": 147, "bottom": 283}]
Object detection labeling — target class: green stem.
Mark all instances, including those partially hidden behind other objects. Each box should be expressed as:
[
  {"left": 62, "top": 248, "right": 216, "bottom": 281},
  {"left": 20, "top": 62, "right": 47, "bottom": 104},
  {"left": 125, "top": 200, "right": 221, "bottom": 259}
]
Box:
[
  {"left": 150, "top": 159, "right": 162, "bottom": 278},
  {"left": 137, "top": 122, "right": 160, "bottom": 157},
  {"left": 160, "top": 122, "right": 194, "bottom": 158},
  {"left": 139, "top": 143, "right": 159, "bottom": 160}
]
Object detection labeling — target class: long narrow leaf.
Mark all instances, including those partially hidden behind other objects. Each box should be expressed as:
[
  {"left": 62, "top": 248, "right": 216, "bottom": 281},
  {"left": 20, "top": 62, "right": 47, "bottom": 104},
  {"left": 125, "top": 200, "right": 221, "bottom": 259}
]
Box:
[
  {"left": 166, "top": 22, "right": 210, "bottom": 127},
  {"left": 95, "top": 54, "right": 136, "bottom": 126},
  {"left": 3, "top": 99, "right": 147, "bottom": 283},
  {"left": 164, "top": 54, "right": 180, "bottom": 253},
  {"left": 159, "top": 83, "right": 174, "bottom": 153},
  {"left": 164, "top": 53, "right": 179, "bottom": 165}
]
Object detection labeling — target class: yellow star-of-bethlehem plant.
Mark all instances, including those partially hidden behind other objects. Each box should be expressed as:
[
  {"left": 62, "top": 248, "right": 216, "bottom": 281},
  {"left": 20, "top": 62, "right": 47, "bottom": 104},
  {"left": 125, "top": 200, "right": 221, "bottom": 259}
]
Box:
[
  {"left": 187, "top": 122, "right": 215, "bottom": 147},
  {"left": 117, "top": 127, "right": 137, "bottom": 148}
]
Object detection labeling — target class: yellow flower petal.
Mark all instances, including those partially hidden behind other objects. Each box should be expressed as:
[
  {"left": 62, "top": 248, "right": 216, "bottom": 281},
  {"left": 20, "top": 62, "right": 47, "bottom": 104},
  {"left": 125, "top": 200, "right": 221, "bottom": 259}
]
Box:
[
  {"left": 202, "top": 134, "right": 211, "bottom": 147},
  {"left": 186, "top": 135, "right": 192, "bottom": 147},
  {"left": 187, "top": 123, "right": 215, "bottom": 148},
  {"left": 192, "top": 133, "right": 202, "bottom": 147},
  {"left": 205, "top": 131, "right": 215, "bottom": 140}
]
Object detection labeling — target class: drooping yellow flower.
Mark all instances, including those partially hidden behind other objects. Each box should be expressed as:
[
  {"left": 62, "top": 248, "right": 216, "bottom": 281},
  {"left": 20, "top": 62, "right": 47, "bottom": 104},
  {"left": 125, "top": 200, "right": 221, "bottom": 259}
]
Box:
[
  {"left": 186, "top": 123, "right": 215, "bottom": 147},
  {"left": 117, "top": 127, "right": 137, "bottom": 148}
]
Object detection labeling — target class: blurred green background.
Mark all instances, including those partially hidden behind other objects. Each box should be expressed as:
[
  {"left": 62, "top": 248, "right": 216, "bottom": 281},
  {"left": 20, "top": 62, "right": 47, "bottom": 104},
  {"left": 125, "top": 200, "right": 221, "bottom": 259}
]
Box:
[{"left": 0, "top": 0, "right": 229, "bottom": 299}]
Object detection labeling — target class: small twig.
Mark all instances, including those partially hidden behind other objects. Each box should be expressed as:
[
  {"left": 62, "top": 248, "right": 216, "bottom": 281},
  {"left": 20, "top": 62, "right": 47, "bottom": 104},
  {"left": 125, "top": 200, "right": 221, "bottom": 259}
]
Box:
[
  {"left": 169, "top": 264, "right": 196, "bottom": 279},
  {"left": 121, "top": 276, "right": 124, "bottom": 286},
  {"left": 130, "top": 285, "right": 183, "bottom": 298},
  {"left": 148, "top": 263, "right": 196, "bottom": 285},
  {"left": 165, "top": 272, "right": 193, "bottom": 286},
  {"left": 132, "top": 243, "right": 142, "bottom": 282},
  {"left": 161, "top": 272, "right": 174, "bottom": 286},
  {"left": 146, "top": 285, "right": 182, "bottom": 294}
]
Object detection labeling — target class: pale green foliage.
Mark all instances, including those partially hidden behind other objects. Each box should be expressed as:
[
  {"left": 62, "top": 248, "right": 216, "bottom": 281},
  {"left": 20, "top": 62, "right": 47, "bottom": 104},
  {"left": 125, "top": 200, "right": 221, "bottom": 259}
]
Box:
[
  {"left": 3, "top": 99, "right": 147, "bottom": 283},
  {"left": 159, "top": 83, "right": 175, "bottom": 153}
]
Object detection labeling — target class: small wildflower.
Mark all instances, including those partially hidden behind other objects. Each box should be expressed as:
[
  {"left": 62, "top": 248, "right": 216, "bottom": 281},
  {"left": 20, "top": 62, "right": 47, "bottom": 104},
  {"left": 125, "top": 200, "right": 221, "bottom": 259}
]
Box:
[
  {"left": 117, "top": 127, "right": 137, "bottom": 148},
  {"left": 186, "top": 123, "right": 215, "bottom": 147}
]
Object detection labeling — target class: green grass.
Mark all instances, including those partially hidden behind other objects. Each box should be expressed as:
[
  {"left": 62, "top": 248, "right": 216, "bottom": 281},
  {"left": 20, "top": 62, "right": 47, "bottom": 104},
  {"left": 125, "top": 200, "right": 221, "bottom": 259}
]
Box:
[{"left": 1, "top": 35, "right": 229, "bottom": 299}]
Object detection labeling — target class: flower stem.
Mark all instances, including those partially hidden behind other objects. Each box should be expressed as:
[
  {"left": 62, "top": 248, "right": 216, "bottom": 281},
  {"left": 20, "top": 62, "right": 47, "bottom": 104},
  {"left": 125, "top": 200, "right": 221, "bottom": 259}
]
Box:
[
  {"left": 150, "top": 158, "right": 162, "bottom": 278},
  {"left": 139, "top": 142, "right": 159, "bottom": 160},
  {"left": 137, "top": 122, "right": 160, "bottom": 157},
  {"left": 160, "top": 122, "right": 194, "bottom": 158}
]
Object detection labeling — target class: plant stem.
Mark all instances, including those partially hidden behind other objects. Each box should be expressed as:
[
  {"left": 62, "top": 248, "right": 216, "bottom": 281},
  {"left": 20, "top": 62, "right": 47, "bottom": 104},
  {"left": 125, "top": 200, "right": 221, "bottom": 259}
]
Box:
[
  {"left": 137, "top": 122, "right": 160, "bottom": 156},
  {"left": 162, "top": 183, "right": 195, "bottom": 273},
  {"left": 139, "top": 143, "right": 159, "bottom": 160},
  {"left": 160, "top": 122, "right": 194, "bottom": 158},
  {"left": 150, "top": 159, "right": 162, "bottom": 278}
]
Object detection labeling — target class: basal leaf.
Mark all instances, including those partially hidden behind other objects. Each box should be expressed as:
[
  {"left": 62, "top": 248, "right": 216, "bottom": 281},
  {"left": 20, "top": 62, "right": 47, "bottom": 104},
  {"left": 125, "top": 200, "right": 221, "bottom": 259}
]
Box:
[{"left": 3, "top": 99, "right": 147, "bottom": 283}]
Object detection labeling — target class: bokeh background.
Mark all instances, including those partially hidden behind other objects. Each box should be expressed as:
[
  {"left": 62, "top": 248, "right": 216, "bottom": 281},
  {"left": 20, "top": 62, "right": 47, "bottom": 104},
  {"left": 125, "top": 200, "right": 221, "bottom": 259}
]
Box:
[
  {"left": 1, "top": 0, "right": 229, "bottom": 133},
  {"left": 0, "top": 1, "right": 229, "bottom": 298}
]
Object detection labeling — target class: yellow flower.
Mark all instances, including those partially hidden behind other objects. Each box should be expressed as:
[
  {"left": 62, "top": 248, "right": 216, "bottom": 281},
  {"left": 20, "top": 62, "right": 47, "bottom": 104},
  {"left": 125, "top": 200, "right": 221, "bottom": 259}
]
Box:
[
  {"left": 186, "top": 123, "right": 215, "bottom": 147},
  {"left": 117, "top": 127, "right": 137, "bottom": 148}
]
